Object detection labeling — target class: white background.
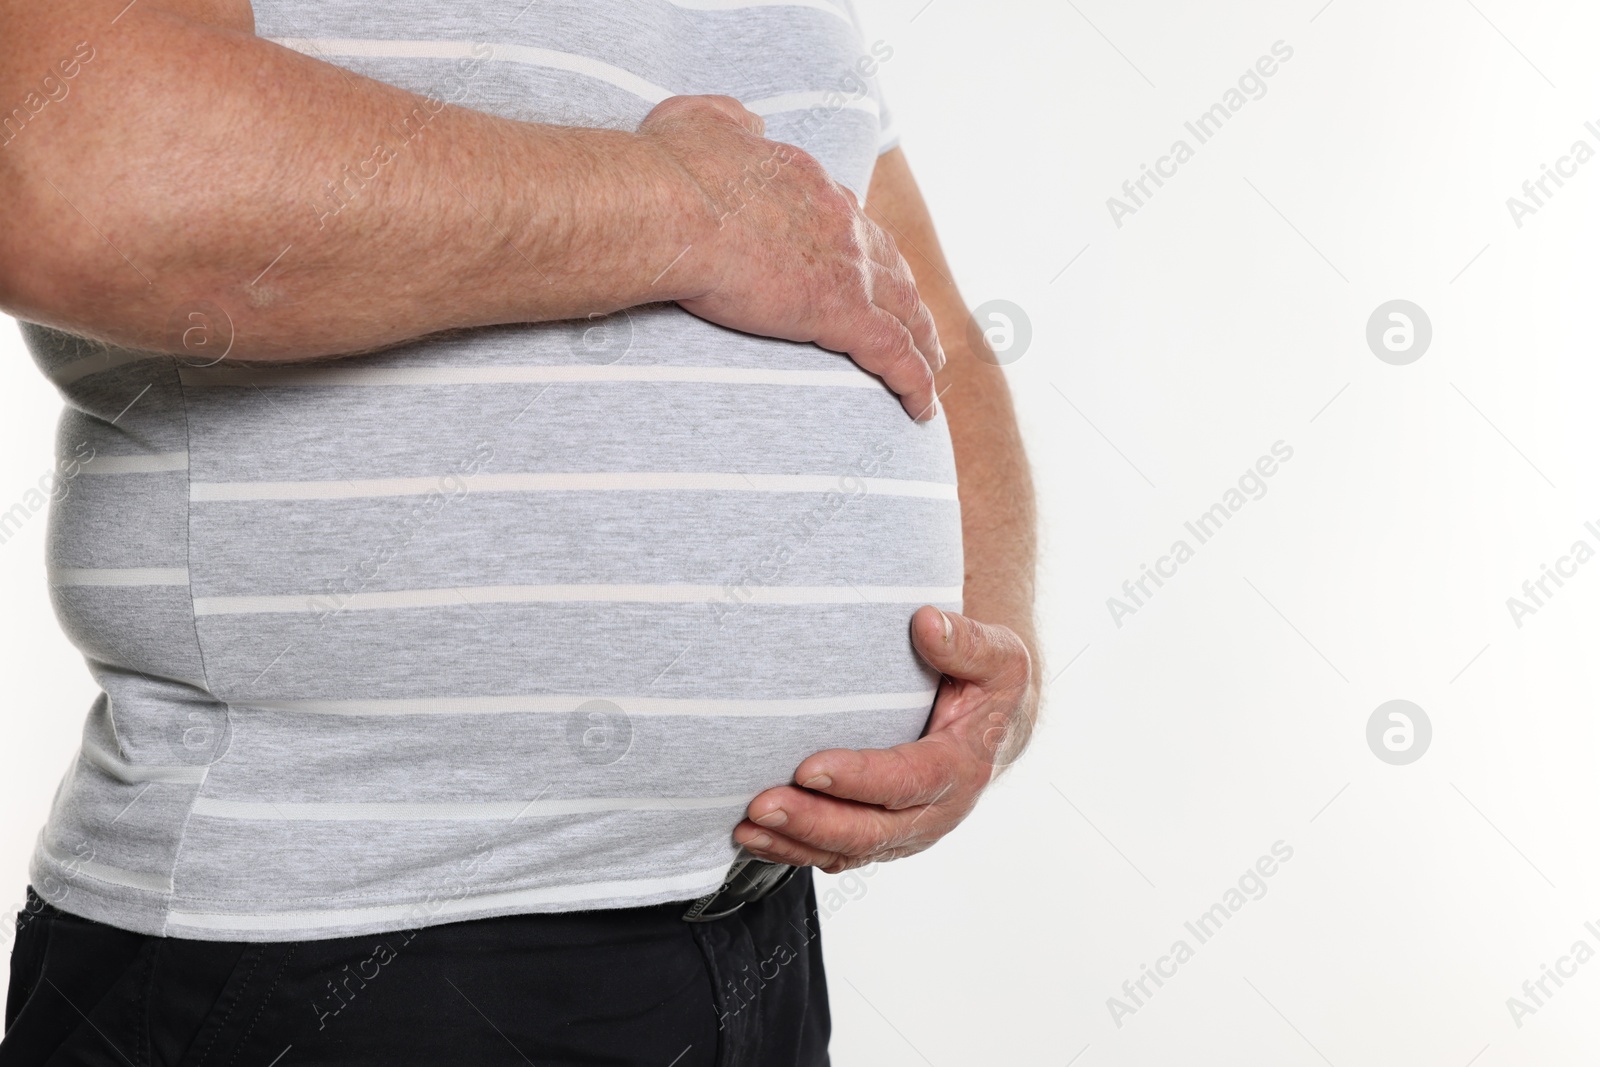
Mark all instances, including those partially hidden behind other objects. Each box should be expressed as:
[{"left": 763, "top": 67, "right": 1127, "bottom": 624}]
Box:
[{"left": 6, "top": 0, "right": 1600, "bottom": 1063}]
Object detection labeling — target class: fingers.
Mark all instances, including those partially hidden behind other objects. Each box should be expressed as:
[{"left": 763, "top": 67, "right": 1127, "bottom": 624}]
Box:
[
  {"left": 741, "top": 788, "right": 902, "bottom": 857},
  {"left": 814, "top": 191, "right": 939, "bottom": 418},
  {"left": 870, "top": 261, "right": 945, "bottom": 376},
  {"left": 909, "top": 294, "right": 945, "bottom": 374},
  {"left": 733, "top": 824, "right": 846, "bottom": 871},
  {"left": 647, "top": 98, "right": 942, "bottom": 419},
  {"left": 733, "top": 610, "right": 1039, "bottom": 870},
  {"left": 736, "top": 785, "right": 942, "bottom": 868},
  {"left": 910, "top": 605, "right": 1031, "bottom": 689},
  {"left": 864, "top": 223, "right": 945, "bottom": 374},
  {"left": 793, "top": 738, "right": 967, "bottom": 810},
  {"left": 734, "top": 820, "right": 917, "bottom": 873},
  {"left": 841, "top": 307, "right": 938, "bottom": 421}
]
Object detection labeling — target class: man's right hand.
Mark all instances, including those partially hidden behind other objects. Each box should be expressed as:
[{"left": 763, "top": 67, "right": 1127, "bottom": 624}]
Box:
[{"left": 640, "top": 95, "right": 943, "bottom": 422}]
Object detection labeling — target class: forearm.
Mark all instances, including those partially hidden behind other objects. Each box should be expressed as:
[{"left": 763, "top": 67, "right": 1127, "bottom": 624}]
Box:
[
  {"left": 0, "top": 2, "right": 700, "bottom": 360},
  {"left": 939, "top": 342, "right": 1039, "bottom": 668},
  {"left": 864, "top": 150, "right": 1038, "bottom": 668}
]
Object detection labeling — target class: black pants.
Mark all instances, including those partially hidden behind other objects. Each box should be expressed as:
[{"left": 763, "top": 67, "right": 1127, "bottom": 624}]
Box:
[{"left": 0, "top": 871, "right": 829, "bottom": 1066}]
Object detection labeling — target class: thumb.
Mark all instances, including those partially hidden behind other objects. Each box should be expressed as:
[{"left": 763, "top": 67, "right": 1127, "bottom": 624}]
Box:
[
  {"left": 651, "top": 93, "right": 765, "bottom": 137},
  {"left": 696, "top": 94, "right": 766, "bottom": 137},
  {"left": 910, "top": 605, "right": 1025, "bottom": 687},
  {"left": 639, "top": 94, "right": 766, "bottom": 140}
]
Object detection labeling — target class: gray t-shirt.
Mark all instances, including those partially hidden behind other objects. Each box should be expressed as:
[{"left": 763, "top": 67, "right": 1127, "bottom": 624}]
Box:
[{"left": 25, "top": 0, "right": 960, "bottom": 941}]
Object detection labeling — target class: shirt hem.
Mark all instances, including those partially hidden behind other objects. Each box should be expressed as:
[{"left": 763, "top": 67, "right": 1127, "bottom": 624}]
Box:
[{"left": 29, "top": 845, "right": 733, "bottom": 943}]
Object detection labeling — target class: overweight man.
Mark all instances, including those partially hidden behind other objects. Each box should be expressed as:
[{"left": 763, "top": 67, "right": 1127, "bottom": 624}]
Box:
[{"left": 0, "top": 0, "right": 1037, "bottom": 1062}]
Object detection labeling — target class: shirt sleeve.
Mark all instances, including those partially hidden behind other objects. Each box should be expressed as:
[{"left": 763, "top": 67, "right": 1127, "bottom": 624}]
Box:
[
  {"left": 835, "top": 0, "right": 901, "bottom": 156},
  {"left": 875, "top": 79, "right": 900, "bottom": 156}
]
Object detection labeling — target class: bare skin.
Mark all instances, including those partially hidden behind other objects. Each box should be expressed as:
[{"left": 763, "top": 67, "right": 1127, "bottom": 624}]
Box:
[
  {"left": 0, "top": 0, "right": 941, "bottom": 418},
  {"left": 2, "top": 0, "right": 1038, "bottom": 870},
  {"left": 736, "top": 150, "right": 1040, "bottom": 872}
]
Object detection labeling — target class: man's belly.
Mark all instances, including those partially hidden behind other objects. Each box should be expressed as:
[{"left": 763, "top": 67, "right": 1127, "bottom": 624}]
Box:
[{"left": 36, "top": 308, "right": 962, "bottom": 932}]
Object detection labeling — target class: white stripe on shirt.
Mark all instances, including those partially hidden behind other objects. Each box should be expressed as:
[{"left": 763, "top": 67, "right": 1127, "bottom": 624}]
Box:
[
  {"left": 164, "top": 861, "right": 733, "bottom": 933},
  {"left": 230, "top": 689, "right": 935, "bottom": 716},
  {"left": 191, "top": 471, "right": 956, "bottom": 501},
  {"left": 176, "top": 364, "right": 880, "bottom": 389},
  {"left": 191, "top": 795, "right": 750, "bottom": 820},
  {"left": 193, "top": 583, "right": 962, "bottom": 615}
]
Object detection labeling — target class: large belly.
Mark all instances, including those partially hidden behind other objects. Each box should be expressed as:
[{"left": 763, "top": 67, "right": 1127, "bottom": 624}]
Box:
[
  {"left": 27, "top": 0, "right": 950, "bottom": 930},
  {"left": 183, "top": 308, "right": 959, "bottom": 705},
  {"left": 33, "top": 298, "right": 959, "bottom": 927}
]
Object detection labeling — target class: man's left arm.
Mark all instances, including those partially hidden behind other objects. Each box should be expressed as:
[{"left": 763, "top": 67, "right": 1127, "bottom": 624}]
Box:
[{"left": 733, "top": 146, "right": 1041, "bottom": 872}]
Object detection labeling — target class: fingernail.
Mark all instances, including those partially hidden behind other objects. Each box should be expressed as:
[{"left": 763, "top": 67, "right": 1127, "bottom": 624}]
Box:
[
  {"left": 801, "top": 774, "right": 832, "bottom": 790},
  {"left": 935, "top": 343, "right": 947, "bottom": 372},
  {"left": 937, "top": 609, "right": 952, "bottom": 643},
  {"left": 754, "top": 809, "right": 787, "bottom": 828},
  {"left": 747, "top": 833, "right": 773, "bottom": 850}
]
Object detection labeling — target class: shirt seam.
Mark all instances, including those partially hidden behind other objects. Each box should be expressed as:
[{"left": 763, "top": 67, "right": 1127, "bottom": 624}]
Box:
[{"left": 160, "top": 356, "right": 218, "bottom": 936}]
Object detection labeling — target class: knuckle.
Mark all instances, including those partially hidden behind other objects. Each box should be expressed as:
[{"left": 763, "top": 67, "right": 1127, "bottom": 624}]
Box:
[
  {"left": 898, "top": 360, "right": 935, "bottom": 398},
  {"left": 762, "top": 837, "right": 801, "bottom": 863},
  {"left": 882, "top": 324, "right": 921, "bottom": 367},
  {"left": 786, "top": 146, "right": 827, "bottom": 178},
  {"left": 858, "top": 213, "right": 891, "bottom": 245},
  {"left": 816, "top": 182, "right": 862, "bottom": 231},
  {"left": 879, "top": 269, "right": 920, "bottom": 316},
  {"left": 968, "top": 618, "right": 1005, "bottom": 661},
  {"left": 642, "top": 93, "right": 698, "bottom": 124},
  {"left": 991, "top": 628, "right": 1033, "bottom": 685},
  {"left": 884, "top": 345, "right": 921, "bottom": 379},
  {"left": 821, "top": 212, "right": 864, "bottom": 263},
  {"left": 848, "top": 826, "right": 885, "bottom": 855},
  {"left": 908, "top": 298, "right": 933, "bottom": 335},
  {"left": 779, "top": 147, "right": 830, "bottom": 194},
  {"left": 939, "top": 759, "right": 972, "bottom": 800},
  {"left": 648, "top": 94, "right": 755, "bottom": 136},
  {"left": 886, "top": 760, "right": 927, "bottom": 809},
  {"left": 1011, "top": 641, "right": 1035, "bottom": 685},
  {"left": 814, "top": 283, "right": 867, "bottom": 341},
  {"left": 856, "top": 315, "right": 903, "bottom": 364}
]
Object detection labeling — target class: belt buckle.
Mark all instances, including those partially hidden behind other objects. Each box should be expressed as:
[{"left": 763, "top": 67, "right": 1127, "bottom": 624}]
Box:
[{"left": 681, "top": 855, "right": 800, "bottom": 922}]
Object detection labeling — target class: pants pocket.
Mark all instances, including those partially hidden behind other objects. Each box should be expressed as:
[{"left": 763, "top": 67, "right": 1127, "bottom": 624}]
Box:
[
  {"left": 0, "top": 899, "right": 151, "bottom": 1067},
  {"left": 4, "top": 892, "right": 55, "bottom": 1035},
  {"left": 171, "top": 943, "right": 295, "bottom": 1067}
]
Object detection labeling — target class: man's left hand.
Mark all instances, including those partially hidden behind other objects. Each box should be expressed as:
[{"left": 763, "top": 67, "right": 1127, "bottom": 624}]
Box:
[{"left": 733, "top": 605, "right": 1037, "bottom": 874}]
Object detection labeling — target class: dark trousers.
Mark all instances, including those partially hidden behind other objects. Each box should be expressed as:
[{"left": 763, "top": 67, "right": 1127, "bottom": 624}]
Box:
[{"left": 1, "top": 870, "right": 829, "bottom": 1066}]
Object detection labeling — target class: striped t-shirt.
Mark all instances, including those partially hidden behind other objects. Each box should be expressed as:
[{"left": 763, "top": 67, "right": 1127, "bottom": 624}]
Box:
[{"left": 24, "top": 0, "right": 962, "bottom": 941}]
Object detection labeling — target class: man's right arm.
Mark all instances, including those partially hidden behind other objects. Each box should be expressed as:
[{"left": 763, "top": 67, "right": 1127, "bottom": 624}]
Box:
[{"left": 0, "top": 0, "right": 942, "bottom": 419}]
